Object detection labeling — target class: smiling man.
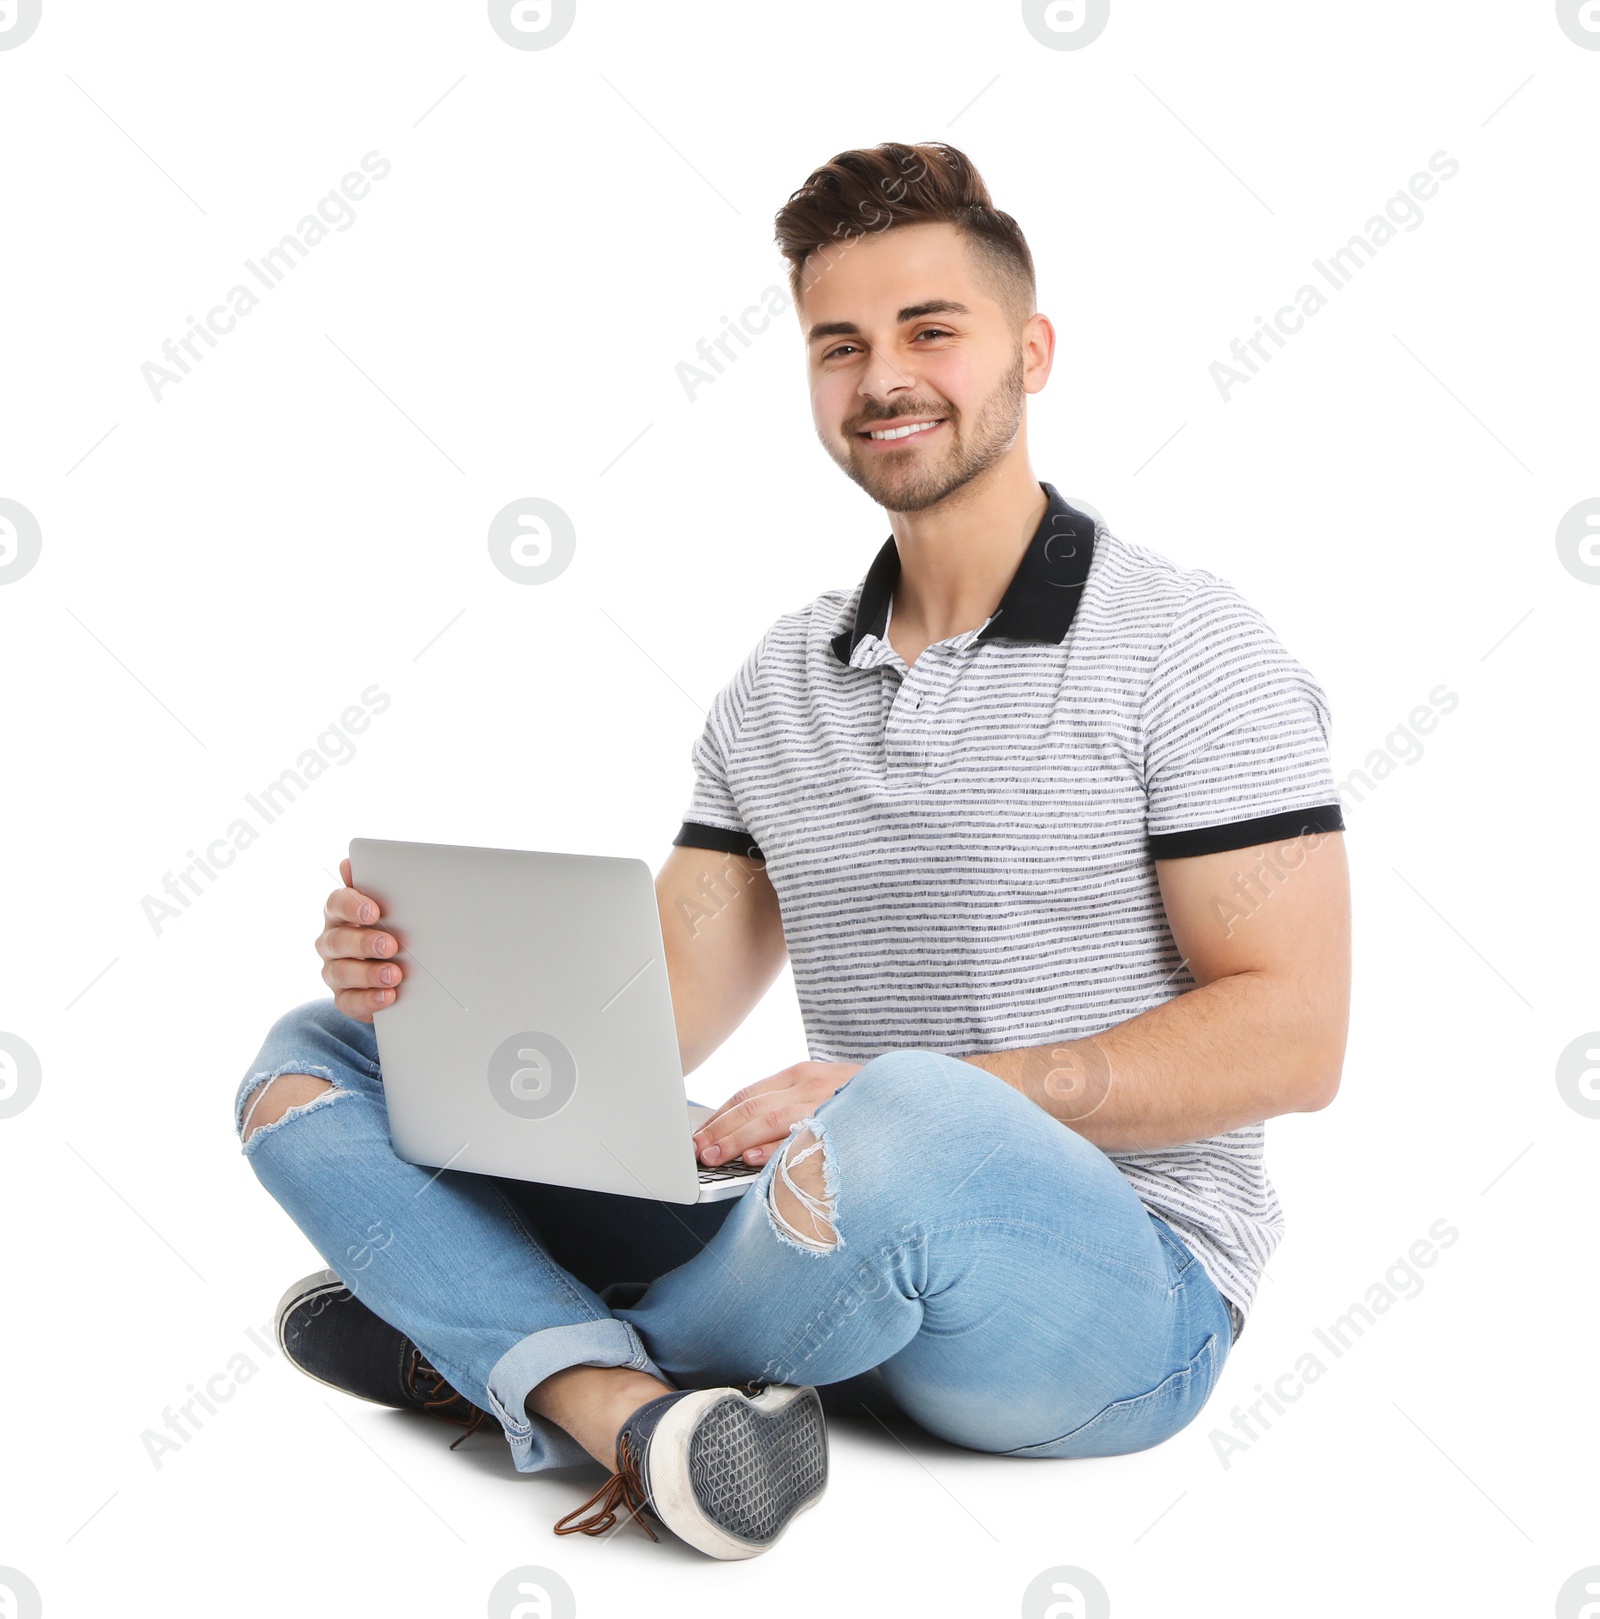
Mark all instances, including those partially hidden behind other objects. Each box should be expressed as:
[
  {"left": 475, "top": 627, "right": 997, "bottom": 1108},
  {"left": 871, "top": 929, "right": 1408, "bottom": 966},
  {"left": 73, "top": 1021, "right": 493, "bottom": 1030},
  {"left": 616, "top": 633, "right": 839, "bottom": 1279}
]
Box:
[{"left": 236, "top": 141, "right": 1350, "bottom": 1561}]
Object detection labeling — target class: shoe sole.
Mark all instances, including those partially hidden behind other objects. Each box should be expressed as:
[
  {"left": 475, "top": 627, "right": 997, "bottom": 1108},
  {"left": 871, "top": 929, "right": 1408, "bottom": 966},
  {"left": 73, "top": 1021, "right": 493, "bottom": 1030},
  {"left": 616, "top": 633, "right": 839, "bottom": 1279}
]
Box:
[{"left": 645, "top": 1384, "right": 828, "bottom": 1561}]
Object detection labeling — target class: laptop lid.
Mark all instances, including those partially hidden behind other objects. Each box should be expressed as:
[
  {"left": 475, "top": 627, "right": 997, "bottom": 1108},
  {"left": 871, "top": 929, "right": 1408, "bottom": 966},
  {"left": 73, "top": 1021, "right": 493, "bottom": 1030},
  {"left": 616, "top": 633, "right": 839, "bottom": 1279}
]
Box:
[{"left": 347, "top": 838, "right": 703, "bottom": 1204}]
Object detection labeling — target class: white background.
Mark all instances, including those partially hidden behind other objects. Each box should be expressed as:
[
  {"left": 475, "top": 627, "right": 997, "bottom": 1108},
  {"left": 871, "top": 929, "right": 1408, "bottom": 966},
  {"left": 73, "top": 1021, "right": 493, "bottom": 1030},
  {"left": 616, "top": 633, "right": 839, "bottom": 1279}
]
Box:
[{"left": 1, "top": 3, "right": 1596, "bottom": 1616}]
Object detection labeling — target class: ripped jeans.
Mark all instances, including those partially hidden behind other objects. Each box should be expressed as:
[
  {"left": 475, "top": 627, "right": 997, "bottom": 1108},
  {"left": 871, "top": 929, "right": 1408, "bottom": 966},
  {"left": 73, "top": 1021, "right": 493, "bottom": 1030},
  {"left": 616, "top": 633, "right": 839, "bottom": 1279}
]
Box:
[{"left": 235, "top": 998, "right": 1234, "bottom": 1473}]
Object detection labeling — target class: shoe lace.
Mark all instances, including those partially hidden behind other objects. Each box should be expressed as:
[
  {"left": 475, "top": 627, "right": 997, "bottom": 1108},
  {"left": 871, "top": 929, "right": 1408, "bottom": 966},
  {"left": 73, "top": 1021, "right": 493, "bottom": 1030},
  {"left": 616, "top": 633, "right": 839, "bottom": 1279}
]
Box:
[
  {"left": 552, "top": 1431, "right": 659, "bottom": 1542},
  {"left": 403, "top": 1345, "right": 492, "bottom": 1451}
]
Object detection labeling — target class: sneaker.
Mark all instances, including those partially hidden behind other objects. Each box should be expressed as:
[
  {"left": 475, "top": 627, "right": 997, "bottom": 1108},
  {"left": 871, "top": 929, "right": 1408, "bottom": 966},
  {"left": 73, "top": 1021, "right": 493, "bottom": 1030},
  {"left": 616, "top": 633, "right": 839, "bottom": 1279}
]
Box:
[
  {"left": 553, "top": 1383, "right": 827, "bottom": 1560},
  {"left": 275, "top": 1269, "right": 491, "bottom": 1448}
]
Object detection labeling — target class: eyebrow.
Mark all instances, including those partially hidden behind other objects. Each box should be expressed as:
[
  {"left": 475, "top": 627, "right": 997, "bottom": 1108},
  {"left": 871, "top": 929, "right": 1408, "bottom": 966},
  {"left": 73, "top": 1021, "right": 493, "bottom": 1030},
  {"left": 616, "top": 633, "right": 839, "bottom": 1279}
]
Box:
[{"left": 806, "top": 299, "right": 973, "bottom": 345}]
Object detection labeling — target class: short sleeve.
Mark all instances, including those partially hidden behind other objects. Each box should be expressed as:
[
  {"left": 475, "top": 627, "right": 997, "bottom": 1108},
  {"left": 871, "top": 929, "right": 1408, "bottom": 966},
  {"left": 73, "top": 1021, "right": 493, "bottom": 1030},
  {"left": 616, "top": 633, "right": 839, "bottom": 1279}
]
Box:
[
  {"left": 671, "top": 630, "right": 769, "bottom": 861},
  {"left": 1140, "top": 581, "right": 1345, "bottom": 859}
]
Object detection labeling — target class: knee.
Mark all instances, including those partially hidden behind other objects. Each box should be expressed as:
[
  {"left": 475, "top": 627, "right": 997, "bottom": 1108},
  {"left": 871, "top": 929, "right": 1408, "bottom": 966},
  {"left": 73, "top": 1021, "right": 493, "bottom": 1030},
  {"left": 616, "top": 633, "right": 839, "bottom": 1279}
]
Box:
[
  {"left": 238, "top": 1072, "right": 341, "bottom": 1146},
  {"left": 761, "top": 1051, "right": 1014, "bottom": 1255},
  {"left": 825, "top": 1048, "right": 1007, "bottom": 1128},
  {"left": 235, "top": 998, "right": 369, "bottom": 1141},
  {"left": 263, "top": 995, "right": 358, "bottom": 1051},
  {"left": 766, "top": 1122, "right": 839, "bottom": 1253}
]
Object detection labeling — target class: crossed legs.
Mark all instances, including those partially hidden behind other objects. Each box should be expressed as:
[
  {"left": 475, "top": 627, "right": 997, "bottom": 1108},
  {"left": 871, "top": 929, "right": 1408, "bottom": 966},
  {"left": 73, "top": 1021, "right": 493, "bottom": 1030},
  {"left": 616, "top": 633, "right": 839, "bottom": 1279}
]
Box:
[
  {"left": 238, "top": 1054, "right": 837, "bottom": 1468},
  {"left": 237, "top": 1002, "right": 1230, "bottom": 1471}
]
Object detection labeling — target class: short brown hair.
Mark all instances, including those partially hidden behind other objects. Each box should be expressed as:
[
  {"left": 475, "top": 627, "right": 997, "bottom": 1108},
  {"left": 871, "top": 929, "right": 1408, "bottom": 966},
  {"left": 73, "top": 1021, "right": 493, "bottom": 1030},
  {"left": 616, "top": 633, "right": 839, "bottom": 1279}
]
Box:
[{"left": 773, "top": 141, "right": 1036, "bottom": 331}]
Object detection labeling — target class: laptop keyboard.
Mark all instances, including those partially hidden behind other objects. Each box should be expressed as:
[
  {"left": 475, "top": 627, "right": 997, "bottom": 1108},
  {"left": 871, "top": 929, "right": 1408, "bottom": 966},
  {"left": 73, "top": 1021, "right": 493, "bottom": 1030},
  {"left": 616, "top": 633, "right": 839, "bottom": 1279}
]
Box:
[{"left": 698, "top": 1159, "right": 762, "bottom": 1183}]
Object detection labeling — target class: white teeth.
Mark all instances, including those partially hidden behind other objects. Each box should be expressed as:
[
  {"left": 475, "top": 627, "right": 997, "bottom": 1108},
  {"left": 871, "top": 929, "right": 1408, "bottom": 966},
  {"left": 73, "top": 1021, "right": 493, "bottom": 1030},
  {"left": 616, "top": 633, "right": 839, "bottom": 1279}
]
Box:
[{"left": 867, "top": 420, "right": 941, "bottom": 440}]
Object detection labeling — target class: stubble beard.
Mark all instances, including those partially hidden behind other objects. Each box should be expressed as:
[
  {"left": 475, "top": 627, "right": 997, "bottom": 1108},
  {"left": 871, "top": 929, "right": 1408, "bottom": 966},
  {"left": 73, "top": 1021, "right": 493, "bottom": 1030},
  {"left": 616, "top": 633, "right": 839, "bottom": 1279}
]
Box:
[{"left": 821, "top": 347, "right": 1026, "bottom": 514}]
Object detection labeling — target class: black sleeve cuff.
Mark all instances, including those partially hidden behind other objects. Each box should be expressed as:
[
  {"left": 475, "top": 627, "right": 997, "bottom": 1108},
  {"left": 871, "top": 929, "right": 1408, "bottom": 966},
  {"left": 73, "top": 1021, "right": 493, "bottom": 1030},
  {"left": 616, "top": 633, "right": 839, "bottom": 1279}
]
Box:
[
  {"left": 673, "top": 821, "right": 766, "bottom": 861},
  {"left": 1147, "top": 803, "right": 1345, "bottom": 861}
]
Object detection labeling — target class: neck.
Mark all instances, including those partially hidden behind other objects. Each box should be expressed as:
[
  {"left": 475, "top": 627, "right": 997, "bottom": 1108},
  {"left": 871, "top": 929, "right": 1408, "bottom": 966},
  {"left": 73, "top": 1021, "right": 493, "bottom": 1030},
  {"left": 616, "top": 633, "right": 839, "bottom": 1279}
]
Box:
[{"left": 885, "top": 458, "right": 1049, "bottom": 649}]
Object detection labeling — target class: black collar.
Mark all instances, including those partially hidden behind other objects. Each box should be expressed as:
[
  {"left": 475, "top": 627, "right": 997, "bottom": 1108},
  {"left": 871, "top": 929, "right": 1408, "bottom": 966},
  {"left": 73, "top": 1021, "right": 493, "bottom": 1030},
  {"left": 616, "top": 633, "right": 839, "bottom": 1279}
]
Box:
[{"left": 829, "top": 482, "right": 1097, "bottom": 666}]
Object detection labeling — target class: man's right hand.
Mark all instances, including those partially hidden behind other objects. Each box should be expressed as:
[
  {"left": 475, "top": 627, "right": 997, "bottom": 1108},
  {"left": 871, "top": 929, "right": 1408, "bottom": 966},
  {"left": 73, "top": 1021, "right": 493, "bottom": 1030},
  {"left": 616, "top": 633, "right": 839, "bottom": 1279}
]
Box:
[{"left": 316, "top": 856, "right": 403, "bottom": 1022}]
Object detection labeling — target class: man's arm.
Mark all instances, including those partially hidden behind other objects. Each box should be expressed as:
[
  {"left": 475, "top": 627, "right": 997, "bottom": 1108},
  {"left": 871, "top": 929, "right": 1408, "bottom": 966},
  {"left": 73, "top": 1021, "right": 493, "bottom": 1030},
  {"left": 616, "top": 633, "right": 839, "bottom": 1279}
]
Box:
[
  {"left": 960, "top": 830, "right": 1351, "bottom": 1153},
  {"left": 656, "top": 843, "right": 789, "bottom": 1078}
]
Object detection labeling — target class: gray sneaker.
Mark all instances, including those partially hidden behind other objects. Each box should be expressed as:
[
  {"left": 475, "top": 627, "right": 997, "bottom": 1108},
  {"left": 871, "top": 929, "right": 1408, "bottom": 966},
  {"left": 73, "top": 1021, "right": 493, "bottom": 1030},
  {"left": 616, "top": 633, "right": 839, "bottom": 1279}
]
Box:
[{"left": 553, "top": 1383, "right": 828, "bottom": 1559}]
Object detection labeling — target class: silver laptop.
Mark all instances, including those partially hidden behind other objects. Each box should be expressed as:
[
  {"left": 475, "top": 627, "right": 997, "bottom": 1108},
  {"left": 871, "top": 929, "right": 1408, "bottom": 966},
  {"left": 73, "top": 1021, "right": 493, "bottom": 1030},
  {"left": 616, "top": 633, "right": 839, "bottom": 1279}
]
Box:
[{"left": 347, "top": 838, "right": 762, "bottom": 1204}]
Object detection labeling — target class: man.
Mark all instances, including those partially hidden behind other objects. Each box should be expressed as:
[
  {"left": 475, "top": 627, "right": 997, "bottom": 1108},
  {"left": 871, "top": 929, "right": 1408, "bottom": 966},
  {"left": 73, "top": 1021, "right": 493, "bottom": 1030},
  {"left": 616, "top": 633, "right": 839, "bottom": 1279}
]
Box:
[{"left": 235, "top": 140, "right": 1350, "bottom": 1561}]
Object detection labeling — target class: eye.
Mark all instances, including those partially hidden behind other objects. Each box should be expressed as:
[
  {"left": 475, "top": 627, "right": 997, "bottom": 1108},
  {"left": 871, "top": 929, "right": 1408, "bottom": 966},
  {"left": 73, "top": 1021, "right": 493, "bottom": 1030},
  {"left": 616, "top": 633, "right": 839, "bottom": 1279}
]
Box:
[{"left": 821, "top": 328, "right": 952, "bottom": 363}]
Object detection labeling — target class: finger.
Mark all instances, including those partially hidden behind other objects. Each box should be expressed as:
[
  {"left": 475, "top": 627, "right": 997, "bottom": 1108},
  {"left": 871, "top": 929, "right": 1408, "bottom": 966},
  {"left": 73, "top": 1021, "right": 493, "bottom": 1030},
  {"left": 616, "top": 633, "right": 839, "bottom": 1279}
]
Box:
[
  {"left": 693, "top": 1092, "right": 767, "bottom": 1155},
  {"left": 316, "top": 924, "right": 400, "bottom": 964},
  {"left": 332, "top": 984, "right": 393, "bottom": 1021},
  {"left": 323, "top": 956, "right": 404, "bottom": 993},
  {"left": 697, "top": 1101, "right": 805, "bottom": 1165},
  {"left": 325, "top": 882, "right": 383, "bottom": 928}
]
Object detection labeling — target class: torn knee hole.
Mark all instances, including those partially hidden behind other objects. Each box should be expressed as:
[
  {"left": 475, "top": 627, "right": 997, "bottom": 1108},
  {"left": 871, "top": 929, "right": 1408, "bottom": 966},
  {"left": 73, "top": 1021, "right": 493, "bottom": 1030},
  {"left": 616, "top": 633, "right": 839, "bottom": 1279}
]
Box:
[
  {"left": 240, "top": 1073, "right": 339, "bottom": 1145},
  {"left": 768, "top": 1124, "right": 838, "bottom": 1252}
]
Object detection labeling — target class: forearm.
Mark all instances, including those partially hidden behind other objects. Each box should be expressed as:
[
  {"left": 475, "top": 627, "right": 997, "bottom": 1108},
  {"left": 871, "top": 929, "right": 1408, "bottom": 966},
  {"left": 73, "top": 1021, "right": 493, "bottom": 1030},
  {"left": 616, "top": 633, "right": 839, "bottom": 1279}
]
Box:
[{"left": 960, "top": 969, "right": 1345, "bottom": 1153}]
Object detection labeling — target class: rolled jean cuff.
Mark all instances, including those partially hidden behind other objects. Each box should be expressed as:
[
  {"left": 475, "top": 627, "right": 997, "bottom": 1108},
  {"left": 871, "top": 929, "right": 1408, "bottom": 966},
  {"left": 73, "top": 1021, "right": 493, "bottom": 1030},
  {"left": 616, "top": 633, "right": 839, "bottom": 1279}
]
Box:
[{"left": 486, "top": 1317, "right": 667, "bottom": 1474}]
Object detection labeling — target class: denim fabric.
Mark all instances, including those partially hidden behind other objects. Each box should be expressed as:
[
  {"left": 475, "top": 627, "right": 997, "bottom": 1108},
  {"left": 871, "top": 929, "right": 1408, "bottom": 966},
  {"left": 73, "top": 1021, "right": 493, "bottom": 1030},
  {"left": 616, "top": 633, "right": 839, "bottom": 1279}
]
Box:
[{"left": 236, "top": 998, "right": 1233, "bottom": 1471}]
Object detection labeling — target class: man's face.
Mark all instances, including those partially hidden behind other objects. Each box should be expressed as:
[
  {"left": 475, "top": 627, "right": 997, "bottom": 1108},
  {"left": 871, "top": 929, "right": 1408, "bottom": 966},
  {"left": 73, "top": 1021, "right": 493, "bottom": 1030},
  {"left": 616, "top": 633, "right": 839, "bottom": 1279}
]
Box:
[{"left": 799, "top": 221, "right": 1038, "bottom": 513}]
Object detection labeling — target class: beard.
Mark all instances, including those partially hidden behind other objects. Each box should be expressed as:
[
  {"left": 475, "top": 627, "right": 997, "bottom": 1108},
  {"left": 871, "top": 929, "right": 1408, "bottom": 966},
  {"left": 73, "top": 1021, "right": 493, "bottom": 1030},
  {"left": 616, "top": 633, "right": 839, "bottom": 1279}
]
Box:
[{"left": 819, "top": 346, "right": 1026, "bottom": 514}]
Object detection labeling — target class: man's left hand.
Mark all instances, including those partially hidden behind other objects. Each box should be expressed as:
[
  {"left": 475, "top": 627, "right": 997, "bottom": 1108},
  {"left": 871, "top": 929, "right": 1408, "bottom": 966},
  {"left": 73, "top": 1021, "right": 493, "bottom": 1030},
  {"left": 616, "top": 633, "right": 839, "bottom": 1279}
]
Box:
[{"left": 692, "top": 1061, "right": 864, "bottom": 1167}]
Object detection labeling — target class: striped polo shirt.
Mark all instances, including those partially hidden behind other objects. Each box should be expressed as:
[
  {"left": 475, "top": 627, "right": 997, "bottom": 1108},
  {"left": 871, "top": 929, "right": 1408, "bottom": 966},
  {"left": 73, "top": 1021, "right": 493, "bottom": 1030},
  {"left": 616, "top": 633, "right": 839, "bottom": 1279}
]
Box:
[{"left": 673, "top": 481, "right": 1344, "bottom": 1338}]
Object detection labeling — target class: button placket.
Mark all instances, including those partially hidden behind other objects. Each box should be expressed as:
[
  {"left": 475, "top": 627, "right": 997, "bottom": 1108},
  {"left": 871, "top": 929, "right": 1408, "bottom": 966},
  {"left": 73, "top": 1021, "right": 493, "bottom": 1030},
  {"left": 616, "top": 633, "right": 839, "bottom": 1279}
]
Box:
[{"left": 893, "top": 661, "right": 935, "bottom": 771}]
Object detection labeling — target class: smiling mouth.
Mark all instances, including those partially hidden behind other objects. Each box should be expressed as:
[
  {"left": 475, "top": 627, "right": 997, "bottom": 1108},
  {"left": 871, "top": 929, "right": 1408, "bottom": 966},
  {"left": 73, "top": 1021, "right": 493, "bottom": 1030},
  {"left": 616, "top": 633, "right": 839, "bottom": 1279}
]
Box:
[{"left": 857, "top": 417, "right": 946, "bottom": 443}]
